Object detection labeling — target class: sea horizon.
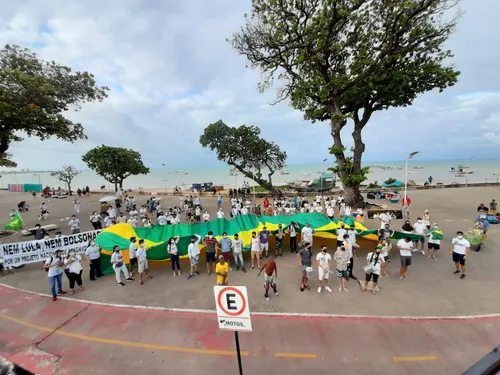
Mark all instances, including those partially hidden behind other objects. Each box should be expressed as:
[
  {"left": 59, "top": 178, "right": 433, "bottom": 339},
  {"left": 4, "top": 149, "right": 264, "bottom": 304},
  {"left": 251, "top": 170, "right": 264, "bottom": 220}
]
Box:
[{"left": 1, "top": 158, "right": 499, "bottom": 191}]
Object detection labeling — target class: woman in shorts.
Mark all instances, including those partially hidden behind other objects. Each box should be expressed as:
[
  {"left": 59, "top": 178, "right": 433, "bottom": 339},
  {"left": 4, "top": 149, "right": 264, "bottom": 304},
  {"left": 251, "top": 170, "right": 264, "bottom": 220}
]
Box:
[
  {"left": 333, "top": 246, "right": 350, "bottom": 292},
  {"left": 378, "top": 239, "right": 391, "bottom": 277},
  {"left": 362, "top": 247, "right": 385, "bottom": 294}
]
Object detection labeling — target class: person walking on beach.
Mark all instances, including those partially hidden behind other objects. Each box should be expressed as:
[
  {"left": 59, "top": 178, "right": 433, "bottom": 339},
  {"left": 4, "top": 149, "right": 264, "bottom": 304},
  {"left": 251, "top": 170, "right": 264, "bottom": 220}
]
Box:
[
  {"left": 397, "top": 237, "right": 414, "bottom": 280},
  {"left": 85, "top": 240, "right": 103, "bottom": 280},
  {"left": 167, "top": 236, "right": 181, "bottom": 276},
  {"left": 316, "top": 245, "right": 332, "bottom": 293},
  {"left": 232, "top": 233, "right": 246, "bottom": 272},
  {"left": 187, "top": 234, "right": 202, "bottom": 280},
  {"left": 204, "top": 231, "right": 218, "bottom": 276},
  {"left": 128, "top": 237, "right": 138, "bottom": 276},
  {"left": 64, "top": 250, "right": 84, "bottom": 295},
  {"left": 258, "top": 256, "right": 279, "bottom": 301},
  {"left": 334, "top": 245, "right": 350, "bottom": 292},
  {"left": 216, "top": 255, "right": 229, "bottom": 286},
  {"left": 362, "top": 247, "right": 385, "bottom": 295},
  {"left": 288, "top": 221, "right": 299, "bottom": 253},
  {"left": 68, "top": 215, "right": 80, "bottom": 234},
  {"left": 43, "top": 250, "right": 67, "bottom": 301},
  {"left": 250, "top": 231, "right": 261, "bottom": 269},
  {"left": 298, "top": 242, "right": 313, "bottom": 291},
  {"left": 449, "top": 231, "right": 470, "bottom": 279},
  {"left": 111, "top": 245, "right": 133, "bottom": 286}
]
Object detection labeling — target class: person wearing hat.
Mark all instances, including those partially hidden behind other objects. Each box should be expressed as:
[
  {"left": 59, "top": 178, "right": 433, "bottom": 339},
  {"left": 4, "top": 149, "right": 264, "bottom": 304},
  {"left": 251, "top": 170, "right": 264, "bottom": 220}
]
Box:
[
  {"left": 43, "top": 249, "right": 67, "bottom": 301},
  {"left": 215, "top": 255, "right": 229, "bottom": 286},
  {"left": 475, "top": 215, "right": 490, "bottom": 240}
]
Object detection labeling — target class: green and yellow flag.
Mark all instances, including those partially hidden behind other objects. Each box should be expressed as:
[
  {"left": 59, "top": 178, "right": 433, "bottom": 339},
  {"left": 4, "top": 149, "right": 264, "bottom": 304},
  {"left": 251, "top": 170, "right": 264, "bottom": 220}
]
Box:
[
  {"left": 5, "top": 212, "right": 24, "bottom": 230},
  {"left": 429, "top": 229, "right": 444, "bottom": 241}
]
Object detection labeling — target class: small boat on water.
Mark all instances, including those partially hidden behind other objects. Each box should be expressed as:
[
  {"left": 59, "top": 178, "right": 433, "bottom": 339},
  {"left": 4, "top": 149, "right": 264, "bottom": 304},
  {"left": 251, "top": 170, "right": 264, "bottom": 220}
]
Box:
[
  {"left": 280, "top": 170, "right": 290, "bottom": 175},
  {"left": 408, "top": 171, "right": 420, "bottom": 174},
  {"left": 413, "top": 166, "right": 424, "bottom": 169},
  {"left": 451, "top": 165, "right": 473, "bottom": 174},
  {"left": 175, "top": 170, "right": 188, "bottom": 175}
]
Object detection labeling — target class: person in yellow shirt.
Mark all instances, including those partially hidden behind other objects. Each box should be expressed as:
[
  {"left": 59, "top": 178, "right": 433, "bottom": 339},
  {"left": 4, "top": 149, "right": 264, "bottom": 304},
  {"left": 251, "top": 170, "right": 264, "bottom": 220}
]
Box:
[{"left": 215, "top": 255, "right": 229, "bottom": 286}]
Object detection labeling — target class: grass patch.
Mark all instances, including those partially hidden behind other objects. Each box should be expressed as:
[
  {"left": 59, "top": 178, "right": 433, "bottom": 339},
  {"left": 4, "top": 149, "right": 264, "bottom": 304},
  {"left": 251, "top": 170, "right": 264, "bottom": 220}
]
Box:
[{"left": 252, "top": 185, "right": 289, "bottom": 193}]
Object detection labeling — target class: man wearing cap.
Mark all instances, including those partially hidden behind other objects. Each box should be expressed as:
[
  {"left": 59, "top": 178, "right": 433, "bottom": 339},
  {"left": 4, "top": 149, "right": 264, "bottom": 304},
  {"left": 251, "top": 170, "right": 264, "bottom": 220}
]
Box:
[
  {"left": 215, "top": 255, "right": 229, "bottom": 286},
  {"left": 475, "top": 215, "right": 490, "bottom": 239}
]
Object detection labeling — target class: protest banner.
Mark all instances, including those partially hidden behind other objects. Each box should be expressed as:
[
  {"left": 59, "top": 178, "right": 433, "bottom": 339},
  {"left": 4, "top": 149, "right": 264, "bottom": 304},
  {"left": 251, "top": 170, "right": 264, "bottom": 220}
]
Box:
[{"left": 1, "top": 230, "right": 102, "bottom": 267}]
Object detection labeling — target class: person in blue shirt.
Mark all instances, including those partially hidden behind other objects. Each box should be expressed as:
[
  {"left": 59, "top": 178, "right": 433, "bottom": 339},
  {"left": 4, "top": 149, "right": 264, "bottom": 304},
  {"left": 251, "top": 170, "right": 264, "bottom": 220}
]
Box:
[
  {"left": 219, "top": 232, "right": 233, "bottom": 270},
  {"left": 475, "top": 215, "right": 490, "bottom": 238}
]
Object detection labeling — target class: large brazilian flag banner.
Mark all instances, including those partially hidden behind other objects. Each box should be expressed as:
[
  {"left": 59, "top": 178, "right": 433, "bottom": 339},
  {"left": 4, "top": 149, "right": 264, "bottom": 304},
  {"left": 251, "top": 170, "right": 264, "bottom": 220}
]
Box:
[{"left": 95, "top": 213, "right": 426, "bottom": 274}]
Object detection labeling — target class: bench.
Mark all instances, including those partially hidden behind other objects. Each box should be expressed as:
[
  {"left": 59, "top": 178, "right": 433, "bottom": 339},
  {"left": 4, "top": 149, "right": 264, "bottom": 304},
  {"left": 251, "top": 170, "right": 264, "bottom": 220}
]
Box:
[{"left": 21, "top": 224, "right": 59, "bottom": 236}]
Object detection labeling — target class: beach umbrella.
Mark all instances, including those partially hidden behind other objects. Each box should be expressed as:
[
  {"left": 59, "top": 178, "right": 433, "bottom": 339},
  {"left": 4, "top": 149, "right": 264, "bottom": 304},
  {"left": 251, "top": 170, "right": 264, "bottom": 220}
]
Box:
[
  {"left": 150, "top": 192, "right": 158, "bottom": 197},
  {"left": 99, "top": 196, "right": 118, "bottom": 203}
]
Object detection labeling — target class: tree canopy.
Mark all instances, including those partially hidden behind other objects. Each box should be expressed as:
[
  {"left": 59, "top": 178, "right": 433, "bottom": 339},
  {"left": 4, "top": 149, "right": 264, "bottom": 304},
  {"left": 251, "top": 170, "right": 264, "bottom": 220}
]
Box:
[
  {"left": 51, "top": 165, "right": 80, "bottom": 195},
  {"left": 0, "top": 44, "right": 109, "bottom": 166},
  {"left": 82, "top": 145, "right": 150, "bottom": 191},
  {"left": 200, "top": 120, "right": 287, "bottom": 194},
  {"left": 230, "top": 0, "right": 460, "bottom": 206}
]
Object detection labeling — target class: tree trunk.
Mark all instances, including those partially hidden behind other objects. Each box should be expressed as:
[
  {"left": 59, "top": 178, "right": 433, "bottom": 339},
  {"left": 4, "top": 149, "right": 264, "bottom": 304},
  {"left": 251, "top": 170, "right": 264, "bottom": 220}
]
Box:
[
  {"left": 114, "top": 182, "right": 118, "bottom": 192},
  {"left": 119, "top": 179, "right": 123, "bottom": 189},
  {"left": 67, "top": 183, "right": 72, "bottom": 196},
  {"left": 256, "top": 178, "right": 278, "bottom": 195},
  {"left": 343, "top": 183, "right": 365, "bottom": 209}
]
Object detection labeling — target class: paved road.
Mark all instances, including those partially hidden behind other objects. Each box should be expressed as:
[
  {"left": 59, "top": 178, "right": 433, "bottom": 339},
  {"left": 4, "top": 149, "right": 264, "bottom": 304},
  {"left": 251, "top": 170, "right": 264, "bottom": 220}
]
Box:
[{"left": 0, "top": 286, "right": 497, "bottom": 375}]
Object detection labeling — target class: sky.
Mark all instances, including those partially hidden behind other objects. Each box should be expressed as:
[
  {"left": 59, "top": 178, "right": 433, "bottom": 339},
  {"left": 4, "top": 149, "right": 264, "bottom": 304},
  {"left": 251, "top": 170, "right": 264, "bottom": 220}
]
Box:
[{"left": 0, "top": 0, "right": 499, "bottom": 170}]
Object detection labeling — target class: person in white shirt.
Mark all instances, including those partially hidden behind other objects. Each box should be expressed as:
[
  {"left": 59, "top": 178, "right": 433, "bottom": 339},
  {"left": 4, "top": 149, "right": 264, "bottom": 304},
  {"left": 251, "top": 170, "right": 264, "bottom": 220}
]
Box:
[
  {"left": 111, "top": 245, "right": 133, "bottom": 286},
  {"left": 336, "top": 224, "right": 347, "bottom": 247},
  {"left": 129, "top": 208, "right": 138, "bottom": 217},
  {"left": 216, "top": 208, "right": 225, "bottom": 219},
  {"left": 157, "top": 213, "right": 167, "bottom": 226},
  {"left": 90, "top": 211, "right": 102, "bottom": 230},
  {"left": 85, "top": 241, "right": 103, "bottom": 280},
  {"left": 316, "top": 245, "right": 332, "bottom": 293},
  {"left": 194, "top": 206, "right": 201, "bottom": 223},
  {"left": 107, "top": 207, "right": 116, "bottom": 220},
  {"left": 232, "top": 233, "right": 246, "bottom": 272},
  {"left": 339, "top": 201, "right": 346, "bottom": 218},
  {"left": 250, "top": 231, "right": 261, "bottom": 269},
  {"left": 345, "top": 205, "right": 351, "bottom": 217},
  {"left": 413, "top": 217, "right": 428, "bottom": 254},
  {"left": 326, "top": 205, "right": 335, "bottom": 220},
  {"left": 139, "top": 206, "right": 147, "bottom": 221},
  {"left": 64, "top": 250, "right": 84, "bottom": 295},
  {"left": 73, "top": 198, "right": 80, "bottom": 214},
  {"left": 187, "top": 234, "right": 202, "bottom": 279},
  {"left": 301, "top": 223, "right": 314, "bottom": 246},
  {"left": 449, "top": 231, "right": 470, "bottom": 279},
  {"left": 378, "top": 212, "right": 392, "bottom": 229},
  {"left": 288, "top": 221, "right": 299, "bottom": 253},
  {"left": 347, "top": 225, "right": 359, "bottom": 258},
  {"left": 202, "top": 210, "right": 210, "bottom": 223},
  {"left": 426, "top": 223, "right": 441, "bottom": 260},
  {"left": 127, "top": 216, "right": 137, "bottom": 227},
  {"left": 128, "top": 236, "right": 138, "bottom": 276},
  {"left": 397, "top": 237, "right": 414, "bottom": 280},
  {"left": 194, "top": 196, "right": 201, "bottom": 206},
  {"left": 136, "top": 239, "right": 151, "bottom": 284},
  {"left": 43, "top": 249, "right": 67, "bottom": 301},
  {"left": 142, "top": 216, "right": 152, "bottom": 228},
  {"left": 231, "top": 205, "right": 239, "bottom": 218},
  {"left": 378, "top": 239, "right": 391, "bottom": 277},
  {"left": 165, "top": 211, "right": 173, "bottom": 225},
  {"left": 167, "top": 236, "right": 181, "bottom": 276},
  {"left": 117, "top": 213, "right": 127, "bottom": 224},
  {"left": 240, "top": 206, "right": 249, "bottom": 215},
  {"left": 362, "top": 247, "right": 385, "bottom": 295},
  {"left": 68, "top": 215, "right": 80, "bottom": 234},
  {"left": 103, "top": 214, "right": 113, "bottom": 228}
]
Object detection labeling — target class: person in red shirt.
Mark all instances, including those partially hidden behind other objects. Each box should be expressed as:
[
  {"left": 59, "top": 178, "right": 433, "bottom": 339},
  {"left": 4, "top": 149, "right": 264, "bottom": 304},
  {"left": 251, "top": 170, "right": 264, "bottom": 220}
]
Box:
[{"left": 263, "top": 197, "right": 269, "bottom": 209}]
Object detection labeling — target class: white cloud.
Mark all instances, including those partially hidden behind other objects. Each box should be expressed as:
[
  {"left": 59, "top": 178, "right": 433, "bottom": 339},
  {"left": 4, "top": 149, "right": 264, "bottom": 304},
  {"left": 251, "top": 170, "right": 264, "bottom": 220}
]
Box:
[{"left": 1, "top": 0, "right": 500, "bottom": 170}]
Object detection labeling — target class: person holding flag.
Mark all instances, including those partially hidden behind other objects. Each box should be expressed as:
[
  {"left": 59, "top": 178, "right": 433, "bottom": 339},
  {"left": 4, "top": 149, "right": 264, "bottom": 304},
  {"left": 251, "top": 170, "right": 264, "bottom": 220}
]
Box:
[
  {"left": 427, "top": 223, "right": 444, "bottom": 260},
  {"left": 4, "top": 211, "right": 24, "bottom": 230}
]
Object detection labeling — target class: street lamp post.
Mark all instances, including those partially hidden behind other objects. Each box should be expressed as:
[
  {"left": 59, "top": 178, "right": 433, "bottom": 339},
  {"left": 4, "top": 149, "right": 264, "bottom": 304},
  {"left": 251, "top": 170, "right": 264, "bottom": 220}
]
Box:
[
  {"left": 320, "top": 158, "right": 327, "bottom": 197},
  {"left": 404, "top": 151, "right": 419, "bottom": 210},
  {"left": 162, "top": 163, "right": 167, "bottom": 194},
  {"left": 33, "top": 173, "right": 41, "bottom": 186}
]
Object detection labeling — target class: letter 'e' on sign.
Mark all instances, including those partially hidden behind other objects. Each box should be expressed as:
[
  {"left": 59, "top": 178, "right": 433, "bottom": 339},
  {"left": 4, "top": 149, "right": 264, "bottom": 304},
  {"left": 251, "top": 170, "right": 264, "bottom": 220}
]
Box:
[{"left": 214, "top": 286, "right": 252, "bottom": 332}]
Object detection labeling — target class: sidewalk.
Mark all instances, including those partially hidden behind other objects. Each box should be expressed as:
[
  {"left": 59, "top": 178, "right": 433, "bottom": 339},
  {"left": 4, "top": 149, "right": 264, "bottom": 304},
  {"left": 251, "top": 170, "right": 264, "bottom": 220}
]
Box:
[{"left": 0, "top": 285, "right": 498, "bottom": 375}]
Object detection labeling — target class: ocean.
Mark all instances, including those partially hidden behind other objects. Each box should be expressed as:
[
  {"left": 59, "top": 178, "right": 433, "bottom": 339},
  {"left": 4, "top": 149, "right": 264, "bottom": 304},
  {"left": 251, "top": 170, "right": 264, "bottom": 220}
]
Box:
[{"left": 1, "top": 159, "right": 499, "bottom": 191}]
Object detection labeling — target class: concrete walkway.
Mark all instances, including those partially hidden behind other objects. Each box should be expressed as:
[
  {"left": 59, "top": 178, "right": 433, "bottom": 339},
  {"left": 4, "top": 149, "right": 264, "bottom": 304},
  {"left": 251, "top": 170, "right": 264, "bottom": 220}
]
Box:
[{"left": 0, "top": 285, "right": 498, "bottom": 375}]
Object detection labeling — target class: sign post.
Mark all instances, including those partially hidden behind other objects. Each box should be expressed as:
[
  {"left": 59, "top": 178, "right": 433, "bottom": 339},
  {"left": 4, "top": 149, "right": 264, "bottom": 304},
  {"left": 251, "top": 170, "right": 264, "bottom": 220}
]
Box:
[{"left": 214, "top": 286, "right": 252, "bottom": 375}]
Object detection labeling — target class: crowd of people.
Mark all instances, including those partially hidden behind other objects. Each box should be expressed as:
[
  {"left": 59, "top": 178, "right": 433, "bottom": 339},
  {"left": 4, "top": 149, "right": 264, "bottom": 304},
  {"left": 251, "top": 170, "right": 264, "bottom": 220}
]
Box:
[{"left": 28, "top": 190, "right": 493, "bottom": 303}]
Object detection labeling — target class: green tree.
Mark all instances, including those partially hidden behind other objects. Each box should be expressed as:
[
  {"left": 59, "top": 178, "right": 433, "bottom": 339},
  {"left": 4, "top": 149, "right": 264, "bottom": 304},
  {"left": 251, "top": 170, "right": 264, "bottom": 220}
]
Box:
[
  {"left": 0, "top": 44, "right": 109, "bottom": 166},
  {"left": 200, "top": 120, "right": 287, "bottom": 194},
  {"left": 51, "top": 165, "right": 80, "bottom": 195},
  {"left": 230, "top": 0, "right": 460, "bottom": 206},
  {"left": 82, "top": 145, "right": 150, "bottom": 191}
]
